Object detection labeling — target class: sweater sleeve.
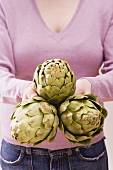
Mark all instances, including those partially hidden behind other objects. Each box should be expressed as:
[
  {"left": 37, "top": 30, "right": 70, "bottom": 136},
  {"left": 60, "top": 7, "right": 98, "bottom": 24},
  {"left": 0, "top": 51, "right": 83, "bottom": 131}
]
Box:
[
  {"left": 85, "top": 13, "right": 113, "bottom": 102},
  {"left": 0, "top": 4, "right": 31, "bottom": 105}
]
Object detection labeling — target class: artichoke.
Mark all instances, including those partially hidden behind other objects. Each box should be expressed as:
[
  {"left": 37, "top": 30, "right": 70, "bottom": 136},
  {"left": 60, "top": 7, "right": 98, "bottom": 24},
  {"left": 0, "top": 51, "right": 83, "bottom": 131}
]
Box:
[
  {"left": 59, "top": 94, "right": 107, "bottom": 145},
  {"left": 10, "top": 97, "right": 59, "bottom": 145},
  {"left": 33, "top": 59, "right": 76, "bottom": 105}
]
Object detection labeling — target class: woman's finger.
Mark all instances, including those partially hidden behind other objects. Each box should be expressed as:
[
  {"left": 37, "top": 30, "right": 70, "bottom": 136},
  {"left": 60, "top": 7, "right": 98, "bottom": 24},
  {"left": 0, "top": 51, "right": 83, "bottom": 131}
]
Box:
[{"left": 22, "top": 82, "right": 37, "bottom": 101}]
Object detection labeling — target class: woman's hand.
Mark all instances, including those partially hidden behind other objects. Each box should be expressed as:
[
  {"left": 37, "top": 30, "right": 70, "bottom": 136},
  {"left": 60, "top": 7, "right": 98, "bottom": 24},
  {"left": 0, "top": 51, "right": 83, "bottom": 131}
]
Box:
[
  {"left": 75, "top": 78, "right": 92, "bottom": 95},
  {"left": 22, "top": 82, "right": 38, "bottom": 101},
  {"left": 22, "top": 79, "right": 91, "bottom": 101}
]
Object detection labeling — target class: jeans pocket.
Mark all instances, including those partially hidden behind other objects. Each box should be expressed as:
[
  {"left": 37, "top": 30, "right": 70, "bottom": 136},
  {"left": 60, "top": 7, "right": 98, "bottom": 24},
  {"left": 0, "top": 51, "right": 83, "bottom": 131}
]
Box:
[
  {"left": 76, "top": 138, "right": 107, "bottom": 161},
  {"left": 0, "top": 140, "right": 24, "bottom": 165}
]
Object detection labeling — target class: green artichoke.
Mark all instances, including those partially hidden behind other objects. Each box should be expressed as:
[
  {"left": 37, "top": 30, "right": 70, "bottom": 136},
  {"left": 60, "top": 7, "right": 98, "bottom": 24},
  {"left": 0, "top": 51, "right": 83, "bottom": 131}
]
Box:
[
  {"left": 33, "top": 59, "right": 76, "bottom": 105},
  {"left": 10, "top": 97, "right": 59, "bottom": 145},
  {"left": 59, "top": 94, "right": 107, "bottom": 145}
]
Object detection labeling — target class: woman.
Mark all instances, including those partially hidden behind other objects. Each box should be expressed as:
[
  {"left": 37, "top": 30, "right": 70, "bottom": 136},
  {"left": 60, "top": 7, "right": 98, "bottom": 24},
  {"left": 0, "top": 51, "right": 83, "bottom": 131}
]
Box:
[{"left": 0, "top": 0, "right": 112, "bottom": 169}]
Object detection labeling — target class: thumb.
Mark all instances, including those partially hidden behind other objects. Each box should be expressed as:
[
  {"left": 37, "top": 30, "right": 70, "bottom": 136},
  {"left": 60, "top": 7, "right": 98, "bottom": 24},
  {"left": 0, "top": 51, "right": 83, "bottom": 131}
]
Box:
[{"left": 30, "top": 93, "right": 38, "bottom": 99}]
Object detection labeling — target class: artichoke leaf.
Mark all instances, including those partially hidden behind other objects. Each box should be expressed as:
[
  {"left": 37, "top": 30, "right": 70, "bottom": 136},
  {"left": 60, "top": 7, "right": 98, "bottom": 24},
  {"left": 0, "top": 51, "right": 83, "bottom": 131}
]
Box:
[
  {"left": 45, "top": 86, "right": 60, "bottom": 98},
  {"left": 84, "top": 94, "right": 98, "bottom": 102},
  {"left": 83, "top": 100, "right": 97, "bottom": 109},
  {"left": 45, "top": 74, "right": 56, "bottom": 85},
  {"left": 101, "top": 107, "right": 108, "bottom": 118},
  {"left": 48, "top": 94, "right": 67, "bottom": 105},
  {"left": 67, "top": 121, "right": 83, "bottom": 134},
  {"left": 37, "top": 85, "right": 50, "bottom": 99},
  {"left": 67, "top": 101, "right": 82, "bottom": 112},
  {"left": 64, "top": 131, "right": 77, "bottom": 142},
  {"left": 33, "top": 96, "right": 46, "bottom": 102},
  {"left": 59, "top": 100, "right": 70, "bottom": 113},
  {"left": 74, "top": 95, "right": 88, "bottom": 100},
  {"left": 59, "top": 83, "right": 74, "bottom": 96},
  {"left": 51, "top": 77, "right": 64, "bottom": 88},
  {"left": 65, "top": 72, "right": 72, "bottom": 84},
  {"left": 78, "top": 138, "right": 92, "bottom": 145},
  {"left": 61, "top": 110, "right": 73, "bottom": 126},
  {"left": 46, "top": 128, "right": 57, "bottom": 142},
  {"left": 39, "top": 74, "right": 46, "bottom": 86},
  {"left": 35, "top": 128, "right": 51, "bottom": 141},
  {"left": 53, "top": 115, "right": 59, "bottom": 128},
  {"left": 90, "top": 100, "right": 102, "bottom": 111},
  {"left": 75, "top": 135, "right": 91, "bottom": 142},
  {"left": 43, "top": 114, "right": 54, "bottom": 129},
  {"left": 92, "top": 128, "right": 103, "bottom": 138},
  {"left": 28, "top": 114, "right": 43, "bottom": 128},
  {"left": 59, "top": 121, "right": 65, "bottom": 134},
  {"left": 66, "top": 139, "right": 77, "bottom": 145},
  {"left": 39, "top": 102, "right": 56, "bottom": 114},
  {"left": 16, "top": 99, "right": 35, "bottom": 107}
]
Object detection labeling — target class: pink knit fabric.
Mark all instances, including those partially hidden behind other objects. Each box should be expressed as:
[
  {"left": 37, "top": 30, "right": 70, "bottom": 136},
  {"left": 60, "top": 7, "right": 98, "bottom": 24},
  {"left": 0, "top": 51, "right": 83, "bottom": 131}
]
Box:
[{"left": 0, "top": 0, "right": 113, "bottom": 149}]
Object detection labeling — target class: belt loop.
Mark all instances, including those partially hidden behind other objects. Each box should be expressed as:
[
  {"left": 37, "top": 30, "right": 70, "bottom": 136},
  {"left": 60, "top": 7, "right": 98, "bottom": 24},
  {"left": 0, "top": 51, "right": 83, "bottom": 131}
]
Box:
[
  {"left": 20, "top": 146, "right": 26, "bottom": 154},
  {"left": 67, "top": 148, "right": 72, "bottom": 156},
  {"left": 26, "top": 147, "right": 32, "bottom": 155}
]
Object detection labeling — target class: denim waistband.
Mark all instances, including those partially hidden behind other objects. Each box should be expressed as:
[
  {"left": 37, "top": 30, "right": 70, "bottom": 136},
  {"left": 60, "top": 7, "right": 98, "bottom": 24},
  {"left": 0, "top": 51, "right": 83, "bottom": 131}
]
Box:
[{"left": 2, "top": 137, "right": 106, "bottom": 157}]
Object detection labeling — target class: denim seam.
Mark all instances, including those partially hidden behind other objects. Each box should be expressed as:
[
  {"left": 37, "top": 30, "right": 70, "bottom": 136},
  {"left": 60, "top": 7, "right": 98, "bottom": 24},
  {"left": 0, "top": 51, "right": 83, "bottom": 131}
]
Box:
[
  {"left": 60, "top": 155, "right": 63, "bottom": 170},
  {"left": 50, "top": 156, "right": 53, "bottom": 170},
  {"left": 30, "top": 153, "right": 33, "bottom": 170},
  {"left": 67, "top": 155, "right": 72, "bottom": 170},
  {"left": 76, "top": 149, "right": 107, "bottom": 161},
  {"left": 1, "top": 150, "right": 24, "bottom": 165}
]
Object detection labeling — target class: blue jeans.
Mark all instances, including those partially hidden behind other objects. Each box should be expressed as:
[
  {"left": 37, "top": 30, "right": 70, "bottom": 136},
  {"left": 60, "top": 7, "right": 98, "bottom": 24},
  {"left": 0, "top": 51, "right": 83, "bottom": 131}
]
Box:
[{"left": 0, "top": 138, "right": 108, "bottom": 170}]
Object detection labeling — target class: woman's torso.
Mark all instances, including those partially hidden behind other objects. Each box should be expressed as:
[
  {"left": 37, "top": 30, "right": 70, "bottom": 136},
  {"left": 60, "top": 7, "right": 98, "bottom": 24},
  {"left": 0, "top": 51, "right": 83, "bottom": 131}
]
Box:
[{"left": 0, "top": 0, "right": 112, "bottom": 149}]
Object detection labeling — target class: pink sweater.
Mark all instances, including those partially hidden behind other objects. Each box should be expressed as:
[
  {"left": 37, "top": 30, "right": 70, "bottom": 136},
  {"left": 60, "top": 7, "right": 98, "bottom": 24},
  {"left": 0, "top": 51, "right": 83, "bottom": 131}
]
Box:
[{"left": 0, "top": 0, "right": 113, "bottom": 150}]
